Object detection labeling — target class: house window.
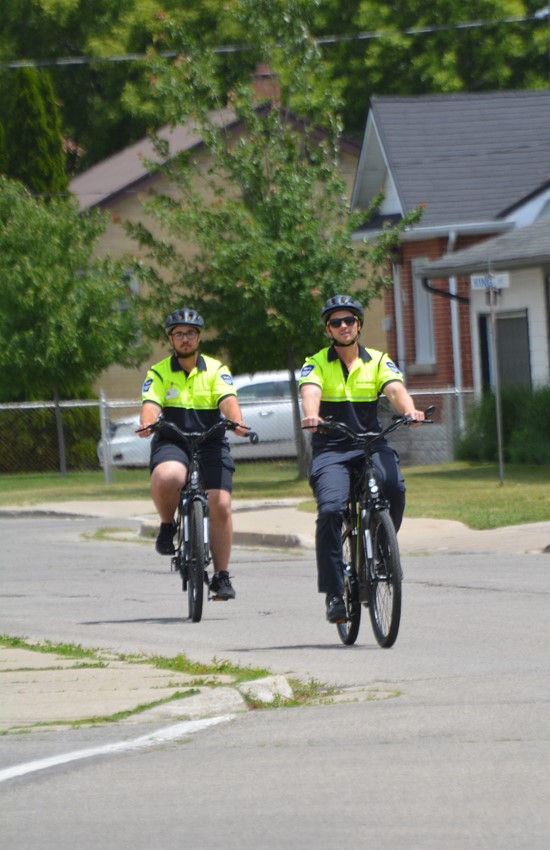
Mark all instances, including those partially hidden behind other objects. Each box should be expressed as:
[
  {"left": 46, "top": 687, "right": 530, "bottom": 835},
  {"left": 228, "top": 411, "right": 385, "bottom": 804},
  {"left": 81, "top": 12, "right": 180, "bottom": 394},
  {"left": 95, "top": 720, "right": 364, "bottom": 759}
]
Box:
[{"left": 412, "top": 258, "right": 435, "bottom": 365}]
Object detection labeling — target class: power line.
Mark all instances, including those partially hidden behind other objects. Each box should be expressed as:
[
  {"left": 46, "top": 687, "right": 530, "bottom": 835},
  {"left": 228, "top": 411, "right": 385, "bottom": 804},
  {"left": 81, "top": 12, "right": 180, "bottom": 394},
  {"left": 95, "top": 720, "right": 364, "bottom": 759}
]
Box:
[{"left": 0, "top": 13, "right": 547, "bottom": 69}]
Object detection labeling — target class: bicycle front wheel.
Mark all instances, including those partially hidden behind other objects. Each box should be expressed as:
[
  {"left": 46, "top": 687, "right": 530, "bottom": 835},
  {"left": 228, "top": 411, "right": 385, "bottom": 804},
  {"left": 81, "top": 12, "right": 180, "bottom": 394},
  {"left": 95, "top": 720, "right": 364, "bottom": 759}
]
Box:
[
  {"left": 366, "top": 510, "right": 402, "bottom": 648},
  {"left": 336, "top": 520, "right": 361, "bottom": 646},
  {"left": 188, "top": 499, "right": 206, "bottom": 622}
]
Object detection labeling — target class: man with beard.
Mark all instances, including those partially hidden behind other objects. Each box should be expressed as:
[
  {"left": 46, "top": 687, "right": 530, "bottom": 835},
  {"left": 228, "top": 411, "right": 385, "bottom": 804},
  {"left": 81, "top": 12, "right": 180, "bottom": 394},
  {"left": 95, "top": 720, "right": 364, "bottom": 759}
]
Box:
[{"left": 138, "top": 307, "right": 248, "bottom": 601}]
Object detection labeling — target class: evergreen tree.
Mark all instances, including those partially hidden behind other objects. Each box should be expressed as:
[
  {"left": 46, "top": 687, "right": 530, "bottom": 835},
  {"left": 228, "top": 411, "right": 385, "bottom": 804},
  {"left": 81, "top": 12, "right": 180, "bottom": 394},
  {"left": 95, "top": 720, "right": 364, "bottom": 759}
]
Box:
[{"left": 5, "top": 67, "right": 68, "bottom": 196}]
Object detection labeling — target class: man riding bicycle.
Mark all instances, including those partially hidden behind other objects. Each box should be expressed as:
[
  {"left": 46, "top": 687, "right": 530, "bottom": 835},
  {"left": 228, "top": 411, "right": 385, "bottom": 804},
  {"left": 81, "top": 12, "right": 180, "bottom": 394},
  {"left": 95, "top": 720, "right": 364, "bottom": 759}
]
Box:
[
  {"left": 299, "top": 294, "right": 424, "bottom": 624},
  {"left": 138, "top": 307, "right": 249, "bottom": 601}
]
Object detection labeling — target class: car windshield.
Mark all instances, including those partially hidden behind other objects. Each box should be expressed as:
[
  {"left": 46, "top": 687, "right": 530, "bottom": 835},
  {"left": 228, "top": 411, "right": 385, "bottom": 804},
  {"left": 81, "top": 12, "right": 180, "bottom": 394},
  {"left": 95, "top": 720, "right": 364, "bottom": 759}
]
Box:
[{"left": 237, "top": 380, "right": 292, "bottom": 401}]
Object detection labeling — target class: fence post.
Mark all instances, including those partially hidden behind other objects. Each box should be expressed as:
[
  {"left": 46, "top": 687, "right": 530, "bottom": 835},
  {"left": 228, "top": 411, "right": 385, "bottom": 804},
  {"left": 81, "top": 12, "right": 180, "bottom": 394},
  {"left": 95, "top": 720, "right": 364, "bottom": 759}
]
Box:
[
  {"left": 53, "top": 387, "right": 67, "bottom": 477},
  {"left": 99, "top": 391, "right": 112, "bottom": 485}
]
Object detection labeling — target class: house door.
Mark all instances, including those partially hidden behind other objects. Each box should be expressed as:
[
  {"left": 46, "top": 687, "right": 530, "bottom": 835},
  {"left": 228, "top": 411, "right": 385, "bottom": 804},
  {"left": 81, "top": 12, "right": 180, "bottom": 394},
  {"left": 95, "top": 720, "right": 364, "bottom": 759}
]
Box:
[{"left": 479, "top": 310, "right": 532, "bottom": 391}]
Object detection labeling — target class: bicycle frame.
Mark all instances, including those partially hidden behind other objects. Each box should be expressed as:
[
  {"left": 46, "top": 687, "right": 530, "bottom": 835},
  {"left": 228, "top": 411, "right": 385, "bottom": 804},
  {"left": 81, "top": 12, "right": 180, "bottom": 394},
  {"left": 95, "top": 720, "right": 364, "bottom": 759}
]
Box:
[
  {"left": 346, "top": 450, "right": 389, "bottom": 599},
  {"left": 174, "top": 446, "right": 211, "bottom": 589}
]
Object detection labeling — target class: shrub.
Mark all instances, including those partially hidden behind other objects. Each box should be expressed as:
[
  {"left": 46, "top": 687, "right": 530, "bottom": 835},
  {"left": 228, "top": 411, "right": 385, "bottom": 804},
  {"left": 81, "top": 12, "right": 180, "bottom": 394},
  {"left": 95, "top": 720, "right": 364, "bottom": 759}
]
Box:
[
  {"left": 456, "top": 387, "right": 550, "bottom": 463},
  {"left": 0, "top": 406, "right": 100, "bottom": 473}
]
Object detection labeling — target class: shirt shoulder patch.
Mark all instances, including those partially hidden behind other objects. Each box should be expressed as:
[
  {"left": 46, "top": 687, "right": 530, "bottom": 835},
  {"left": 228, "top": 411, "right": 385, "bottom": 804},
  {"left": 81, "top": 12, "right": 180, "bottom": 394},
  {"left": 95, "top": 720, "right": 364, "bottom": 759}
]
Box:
[
  {"left": 300, "top": 364, "right": 315, "bottom": 378},
  {"left": 385, "top": 359, "right": 402, "bottom": 375},
  {"left": 142, "top": 378, "right": 153, "bottom": 393},
  {"left": 220, "top": 372, "right": 234, "bottom": 385}
]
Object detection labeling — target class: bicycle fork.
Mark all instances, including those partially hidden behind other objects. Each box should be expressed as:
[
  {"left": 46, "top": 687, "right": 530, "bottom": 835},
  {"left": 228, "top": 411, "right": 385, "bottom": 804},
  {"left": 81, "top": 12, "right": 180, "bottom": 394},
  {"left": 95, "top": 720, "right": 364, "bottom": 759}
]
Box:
[{"left": 356, "top": 468, "right": 383, "bottom": 602}]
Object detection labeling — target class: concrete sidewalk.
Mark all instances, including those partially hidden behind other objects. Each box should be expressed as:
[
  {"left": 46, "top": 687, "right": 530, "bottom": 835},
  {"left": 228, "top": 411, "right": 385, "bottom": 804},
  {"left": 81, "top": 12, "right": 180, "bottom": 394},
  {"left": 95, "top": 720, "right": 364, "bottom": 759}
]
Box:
[{"left": 3, "top": 497, "right": 550, "bottom": 555}]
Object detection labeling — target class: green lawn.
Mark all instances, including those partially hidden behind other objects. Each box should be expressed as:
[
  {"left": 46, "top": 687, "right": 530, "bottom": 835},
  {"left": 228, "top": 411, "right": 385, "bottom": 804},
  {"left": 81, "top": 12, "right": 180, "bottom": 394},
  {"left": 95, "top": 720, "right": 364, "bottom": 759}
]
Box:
[{"left": 1, "top": 460, "right": 549, "bottom": 530}]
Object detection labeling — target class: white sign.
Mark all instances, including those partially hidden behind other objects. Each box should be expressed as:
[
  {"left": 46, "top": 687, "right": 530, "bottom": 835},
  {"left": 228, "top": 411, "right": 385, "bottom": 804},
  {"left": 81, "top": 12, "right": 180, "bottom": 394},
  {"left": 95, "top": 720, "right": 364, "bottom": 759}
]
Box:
[{"left": 470, "top": 272, "right": 510, "bottom": 290}]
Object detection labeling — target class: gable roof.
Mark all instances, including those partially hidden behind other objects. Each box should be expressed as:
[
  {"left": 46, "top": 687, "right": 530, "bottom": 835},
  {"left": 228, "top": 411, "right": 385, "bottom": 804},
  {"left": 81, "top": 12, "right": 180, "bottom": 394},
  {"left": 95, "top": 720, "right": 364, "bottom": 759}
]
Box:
[
  {"left": 420, "top": 215, "right": 550, "bottom": 278},
  {"left": 352, "top": 89, "right": 550, "bottom": 231},
  {"left": 70, "top": 108, "right": 361, "bottom": 212},
  {"left": 70, "top": 107, "right": 238, "bottom": 210}
]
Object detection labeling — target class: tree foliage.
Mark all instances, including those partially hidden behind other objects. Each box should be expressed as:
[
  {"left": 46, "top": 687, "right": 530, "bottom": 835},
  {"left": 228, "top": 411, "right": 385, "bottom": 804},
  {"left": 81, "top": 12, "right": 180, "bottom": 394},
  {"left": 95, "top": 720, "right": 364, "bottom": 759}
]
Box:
[
  {"left": 0, "top": 176, "right": 150, "bottom": 401},
  {"left": 0, "top": 0, "right": 253, "bottom": 169},
  {"left": 129, "top": 0, "right": 420, "bottom": 376},
  {"left": 3, "top": 67, "right": 68, "bottom": 195},
  {"left": 2, "top": 1, "right": 548, "bottom": 164},
  {"left": 0, "top": 122, "right": 7, "bottom": 172},
  {"left": 315, "top": 0, "right": 550, "bottom": 136},
  {"left": 127, "top": 0, "right": 421, "bottom": 474}
]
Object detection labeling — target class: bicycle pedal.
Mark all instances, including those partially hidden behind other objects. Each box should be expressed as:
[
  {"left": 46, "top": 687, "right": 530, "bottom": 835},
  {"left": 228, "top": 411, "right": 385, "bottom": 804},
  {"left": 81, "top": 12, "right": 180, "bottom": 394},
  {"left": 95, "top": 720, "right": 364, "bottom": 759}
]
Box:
[{"left": 208, "top": 593, "right": 228, "bottom": 602}]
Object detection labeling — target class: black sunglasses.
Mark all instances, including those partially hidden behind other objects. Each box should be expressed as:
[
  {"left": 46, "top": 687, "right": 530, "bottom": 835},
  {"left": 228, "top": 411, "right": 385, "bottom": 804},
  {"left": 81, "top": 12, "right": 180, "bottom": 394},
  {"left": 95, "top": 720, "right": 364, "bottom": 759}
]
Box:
[{"left": 328, "top": 316, "right": 357, "bottom": 328}]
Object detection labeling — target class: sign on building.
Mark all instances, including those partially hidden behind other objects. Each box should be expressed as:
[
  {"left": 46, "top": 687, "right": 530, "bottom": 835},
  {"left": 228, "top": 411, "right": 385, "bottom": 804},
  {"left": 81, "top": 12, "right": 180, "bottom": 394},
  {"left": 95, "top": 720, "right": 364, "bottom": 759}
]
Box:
[{"left": 470, "top": 272, "right": 510, "bottom": 290}]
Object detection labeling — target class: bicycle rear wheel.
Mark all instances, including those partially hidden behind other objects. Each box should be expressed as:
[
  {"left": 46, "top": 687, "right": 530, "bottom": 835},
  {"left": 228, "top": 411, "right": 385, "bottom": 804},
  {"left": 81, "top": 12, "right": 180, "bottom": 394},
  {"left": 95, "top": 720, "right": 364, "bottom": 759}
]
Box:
[
  {"left": 336, "top": 520, "right": 361, "bottom": 646},
  {"left": 366, "top": 510, "right": 402, "bottom": 648},
  {"left": 188, "top": 499, "right": 206, "bottom": 622}
]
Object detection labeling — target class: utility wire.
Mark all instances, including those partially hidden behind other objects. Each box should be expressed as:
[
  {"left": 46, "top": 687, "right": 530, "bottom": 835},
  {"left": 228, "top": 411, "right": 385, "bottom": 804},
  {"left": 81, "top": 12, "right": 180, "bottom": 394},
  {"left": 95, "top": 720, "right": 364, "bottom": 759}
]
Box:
[{"left": 0, "top": 13, "right": 547, "bottom": 69}]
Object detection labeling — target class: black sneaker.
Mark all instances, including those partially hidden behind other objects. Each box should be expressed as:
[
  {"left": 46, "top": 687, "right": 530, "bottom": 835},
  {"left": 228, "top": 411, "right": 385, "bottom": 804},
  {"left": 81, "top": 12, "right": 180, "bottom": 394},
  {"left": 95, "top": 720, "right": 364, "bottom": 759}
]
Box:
[
  {"left": 155, "top": 522, "right": 176, "bottom": 555},
  {"left": 326, "top": 594, "right": 346, "bottom": 623},
  {"left": 209, "top": 570, "right": 236, "bottom": 600}
]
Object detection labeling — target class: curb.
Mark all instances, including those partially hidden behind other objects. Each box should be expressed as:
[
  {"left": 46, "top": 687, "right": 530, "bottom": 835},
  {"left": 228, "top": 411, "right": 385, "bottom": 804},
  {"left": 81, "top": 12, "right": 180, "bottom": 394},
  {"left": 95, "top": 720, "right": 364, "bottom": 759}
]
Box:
[{"left": 139, "top": 520, "right": 314, "bottom": 550}]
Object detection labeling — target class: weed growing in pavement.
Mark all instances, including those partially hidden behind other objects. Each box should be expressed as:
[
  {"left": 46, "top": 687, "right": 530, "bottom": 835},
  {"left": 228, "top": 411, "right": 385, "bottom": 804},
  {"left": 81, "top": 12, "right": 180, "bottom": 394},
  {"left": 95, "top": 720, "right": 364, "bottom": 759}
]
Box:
[{"left": 0, "top": 634, "right": 102, "bottom": 659}]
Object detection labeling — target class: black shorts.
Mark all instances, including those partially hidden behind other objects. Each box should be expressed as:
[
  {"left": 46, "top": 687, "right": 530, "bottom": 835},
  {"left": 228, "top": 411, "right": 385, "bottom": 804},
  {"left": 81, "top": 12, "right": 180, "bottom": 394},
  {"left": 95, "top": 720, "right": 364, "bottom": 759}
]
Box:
[{"left": 150, "top": 439, "right": 235, "bottom": 493}]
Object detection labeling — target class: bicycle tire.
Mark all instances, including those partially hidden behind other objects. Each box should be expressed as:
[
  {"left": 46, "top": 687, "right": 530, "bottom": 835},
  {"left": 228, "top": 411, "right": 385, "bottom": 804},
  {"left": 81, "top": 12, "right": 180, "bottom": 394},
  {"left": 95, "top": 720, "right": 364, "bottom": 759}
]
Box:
[
  {"left": 366, "top": 510, "right": 402, "bottom": 648},
  {"left": 336, "top": 520, "right": 361, "bottom": 645},
  {"left": 188, "top": 499, "right": 205, "bottom": 622}
]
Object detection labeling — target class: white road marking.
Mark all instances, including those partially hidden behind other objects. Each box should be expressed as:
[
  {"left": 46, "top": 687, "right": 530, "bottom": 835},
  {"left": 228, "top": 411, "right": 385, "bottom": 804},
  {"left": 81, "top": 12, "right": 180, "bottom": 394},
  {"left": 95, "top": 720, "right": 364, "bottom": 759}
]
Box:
[{"left": 0, "top": 715, "right": 234, "bottom": 783}]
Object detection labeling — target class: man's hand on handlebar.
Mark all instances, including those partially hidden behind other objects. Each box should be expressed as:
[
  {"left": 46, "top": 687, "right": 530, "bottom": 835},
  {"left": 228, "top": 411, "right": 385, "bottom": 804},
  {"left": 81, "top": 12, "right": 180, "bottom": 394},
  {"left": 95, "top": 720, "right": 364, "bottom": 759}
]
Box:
[
  {"left": 301, "top": 415, "right": 324, "bottom": 430},
  {"left": 403, "top": 408, "right": 425, "bottom": 426},
  {"left": 136, "top": 421, "right": 155, "bottom": 437},
  {"left": 232, "top": 421, "right": 251, "bottom": 439}
]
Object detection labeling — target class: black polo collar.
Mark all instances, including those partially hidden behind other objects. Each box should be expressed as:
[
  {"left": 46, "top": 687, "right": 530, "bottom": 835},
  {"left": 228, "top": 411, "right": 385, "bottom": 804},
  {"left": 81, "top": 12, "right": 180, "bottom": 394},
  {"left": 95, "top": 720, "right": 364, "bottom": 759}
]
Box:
[
  {"left": 328, "top": 343, "right": 372, "bottom": 362},
  {"left": 170, "top": 353, "right": 207, "bottom": 372}
]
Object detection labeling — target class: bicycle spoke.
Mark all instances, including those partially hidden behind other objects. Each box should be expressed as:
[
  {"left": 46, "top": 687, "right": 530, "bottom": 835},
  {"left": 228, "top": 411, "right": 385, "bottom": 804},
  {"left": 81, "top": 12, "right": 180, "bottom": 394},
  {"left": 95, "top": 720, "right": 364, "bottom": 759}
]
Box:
[
  {"left": 336, "top": 521, "right": 361, "bottom": 645},
  {"left": 367, "top": 511, "right": 402, "bottom": 648}
]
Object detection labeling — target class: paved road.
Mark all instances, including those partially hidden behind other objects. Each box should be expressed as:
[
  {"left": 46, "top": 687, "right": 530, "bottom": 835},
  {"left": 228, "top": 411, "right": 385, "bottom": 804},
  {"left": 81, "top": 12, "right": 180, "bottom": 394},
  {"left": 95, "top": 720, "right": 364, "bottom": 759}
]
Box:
[{"left": 1, "top": 515, "right": 550, "bottom": 849}]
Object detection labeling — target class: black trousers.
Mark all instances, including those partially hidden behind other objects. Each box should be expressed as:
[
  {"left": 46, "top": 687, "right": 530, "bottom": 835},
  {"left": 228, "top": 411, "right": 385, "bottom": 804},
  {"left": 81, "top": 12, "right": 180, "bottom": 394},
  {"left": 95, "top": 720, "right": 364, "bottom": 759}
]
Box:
[{"left": 309, "top": 444, "right": 405, "bottom": 596}]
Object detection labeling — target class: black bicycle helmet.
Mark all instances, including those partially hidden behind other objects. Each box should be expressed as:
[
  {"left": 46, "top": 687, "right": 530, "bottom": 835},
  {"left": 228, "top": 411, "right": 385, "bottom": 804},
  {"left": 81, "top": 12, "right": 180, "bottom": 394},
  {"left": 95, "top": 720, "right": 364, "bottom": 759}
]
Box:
[
  {"left": 164, "top": 307, "right": 205, "bottom": 331},
  {"left": 321, "top": 294, "right": 364, "bottom": 323}
]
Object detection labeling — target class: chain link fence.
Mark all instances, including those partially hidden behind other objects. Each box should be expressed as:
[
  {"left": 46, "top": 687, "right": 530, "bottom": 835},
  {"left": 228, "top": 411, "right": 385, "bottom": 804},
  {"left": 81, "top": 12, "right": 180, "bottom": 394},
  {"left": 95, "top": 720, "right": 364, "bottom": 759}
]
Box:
[{"left": 0, "top": 388, "right": 475, "bottom": 479}]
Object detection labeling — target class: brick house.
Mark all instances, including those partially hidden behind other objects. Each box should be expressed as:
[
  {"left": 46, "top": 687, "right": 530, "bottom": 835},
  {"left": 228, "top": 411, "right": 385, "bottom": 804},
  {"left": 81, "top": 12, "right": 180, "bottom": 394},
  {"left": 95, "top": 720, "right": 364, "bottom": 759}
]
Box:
[{"left": 351, "top": 90, "right": 550, "bottom": 398}]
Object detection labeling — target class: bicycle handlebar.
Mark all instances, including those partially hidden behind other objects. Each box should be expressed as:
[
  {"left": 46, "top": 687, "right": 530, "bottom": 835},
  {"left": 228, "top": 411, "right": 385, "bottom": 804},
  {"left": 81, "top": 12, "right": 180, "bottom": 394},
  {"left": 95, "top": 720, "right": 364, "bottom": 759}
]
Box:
[
  {"left": 137, "top": 414, "right": 259, "bottom": 445},
  {"left": 302, "top": 405, "right": 434, "bottom": 445}
]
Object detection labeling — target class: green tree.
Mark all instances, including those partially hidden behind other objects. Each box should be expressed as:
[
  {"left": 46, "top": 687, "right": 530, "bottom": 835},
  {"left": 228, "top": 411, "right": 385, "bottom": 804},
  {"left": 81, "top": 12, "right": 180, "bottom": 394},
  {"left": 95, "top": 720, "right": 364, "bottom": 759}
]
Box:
[
  {"left": 0, "top": 175, "right": 149, "bottom": 403},
  {"left": 314, "top": 0, "right": 550, "bottom": 136},
  {"left": 4, "top": 67, "right": 68, "bottom": 195},
  {"left": 127, "top": 0, "right": 421, "bottom": 475},
  {"left": 0, "top": 0, "right": 252, "bottom": 169}
]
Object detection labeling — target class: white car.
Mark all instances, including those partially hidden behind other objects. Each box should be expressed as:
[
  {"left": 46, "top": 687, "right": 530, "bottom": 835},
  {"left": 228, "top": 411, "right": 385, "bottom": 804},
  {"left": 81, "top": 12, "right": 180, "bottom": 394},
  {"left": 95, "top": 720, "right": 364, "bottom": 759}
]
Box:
[
  {"left": 97, "top": 370, "right": 301, "bottom": 468},
  {"left": 97, "top": 415, "right": 149, "bottom": 468},
  {"left": 228, "top": 370, "right": 301, "bottom": 459}
]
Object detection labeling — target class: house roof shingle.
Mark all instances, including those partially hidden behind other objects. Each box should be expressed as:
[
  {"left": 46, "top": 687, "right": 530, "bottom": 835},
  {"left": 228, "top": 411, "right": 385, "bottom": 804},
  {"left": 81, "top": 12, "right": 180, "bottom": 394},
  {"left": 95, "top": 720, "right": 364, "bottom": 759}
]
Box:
[
  {"left": 70, "top": 107, "right": 361, "bottom": 211},
  {"left": 356, "top": 89, "right": 550, "bottom": 229},
  {"left": 70, "top": 108, "right": 237, "bottom": 210},
  {"left": 420, "top": 215, "right": 550, "bottom": 277}
]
